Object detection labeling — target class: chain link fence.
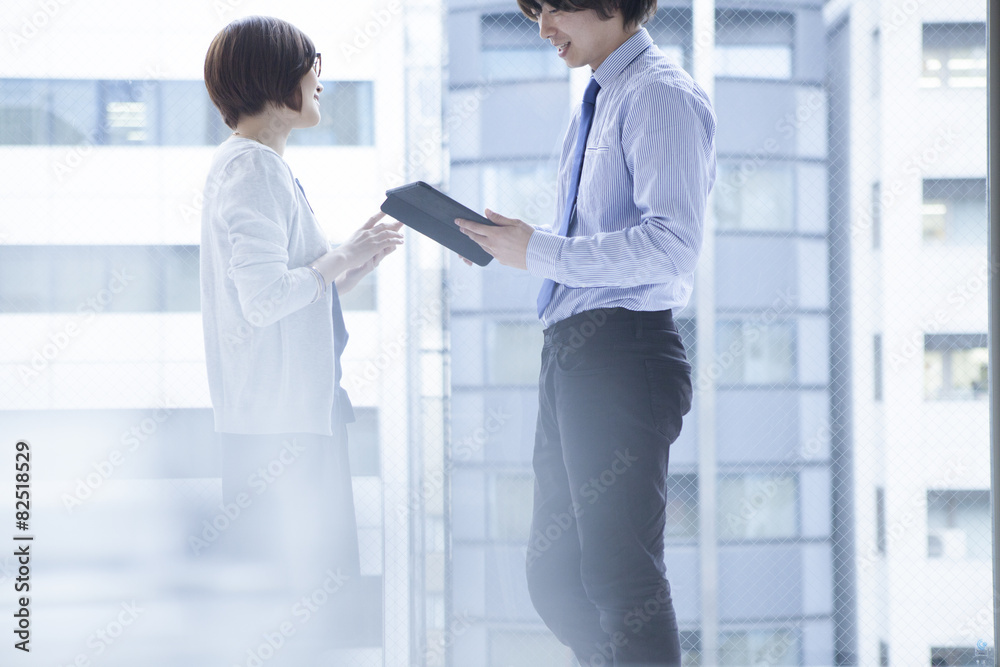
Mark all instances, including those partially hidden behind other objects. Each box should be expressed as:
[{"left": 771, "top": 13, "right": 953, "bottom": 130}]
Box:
[{"left": 0, "top": 0, "right": 991, "bottom": 666}]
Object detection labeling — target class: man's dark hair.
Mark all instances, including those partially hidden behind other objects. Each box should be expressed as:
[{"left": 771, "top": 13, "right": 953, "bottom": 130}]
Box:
[
  {"left": 204, "top": 16, "right": 317, "bottom": 130},
  {"left": 516, "top": 0, "right": 657, "bottom": 30}
]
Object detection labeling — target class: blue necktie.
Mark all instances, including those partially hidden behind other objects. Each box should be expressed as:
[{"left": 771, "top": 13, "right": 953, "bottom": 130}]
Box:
[{"left": 537, "top": 76, "right": 601, "bottom": 319}]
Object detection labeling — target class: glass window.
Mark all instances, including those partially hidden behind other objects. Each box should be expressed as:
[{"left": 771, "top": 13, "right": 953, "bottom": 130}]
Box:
[
  {"left": 340, "top": 272, "right": 377, "bottom": 311},
  {"left": 489, "top": 630, "right": 572, "bottom": 666},
  {"left": 715, "top": 162, "right": 795, "bottom": 232},
  {"left": 680, "top": 631, "right": 702, "bottom": 667},
  {"left": 481, "top": 48, "right": 566, "bottom": 82},
  {"left": 871, "top": 182, "right": 882, "bottom": 249},
  {"left": 876, "top": 487, "right": 886, "bottom": 554},
  {"left": 0, "top": 79, "right": 94, "bottom": 145},
  {"left": 879, "top": 641, "right": 889, "bottom": 666},
  {"left": 492, "top": 472, "right": 533, "bottom": 542},
  {"left": 927, "top": 490, "right": 991, "bottom": 560},
  {"left": 717, "top": 473, "right": 797, "bottom": 540},
  {"left": 921, "top": 23, "right": 986, "bottom": 88},
  {"left": 719, "top": 629, "right": 798, "bottom": 666},
  {"left": 657, "top": 44, "right": 686, "bottom": 70},
  {"left": 0, "top": 78, "right": 372, "bottom": 146},
  {"left": 666, "top": 473, "right": 699, "bottom": 540},
  {"left": 346, "top": 407, "right": 380, "bottom": 476},
  {"left": 873, "top": 334, "right": 883, "bottom": 401},
  {"left": 715, "top": 9, "right": 795, "bottom": 81},
  {"left": 487, "top": 320, "right": 543, "bottom": 385},
  {"left": 930, "top": 646, "right": 982, "bottom": 666},
  {"left": 163, "top": 246, "right": 201, "bottom": 312},
  {"left": 99, "top": 80, "right": 155, "bottom": 145},
  {"left": 287, "top": 81, "right": 374, "bottom": 146},
  {"left": 924, "top": 333, "right": 988, "bottom": 400},
  {"left": 0, "top": 245, "right": 200, "bottom": 313},
  {"left": 481, "top": 160, "right": 559, "bottom": 227},
  {"left": 716, "top": 319, "right": 796, "bottom": 385},
  {"left": 715, "top": 45, "right": 793, "bottom": 79},
  {"left": 922, "top": 178, "right": 987, "bottom": 245},
  {"left": 161, "top": 80, "right": 229, "bottom": 146}
]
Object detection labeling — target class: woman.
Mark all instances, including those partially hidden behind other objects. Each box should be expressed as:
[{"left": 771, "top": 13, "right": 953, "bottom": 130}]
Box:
[{"left": 199, "top": 15, "right": 401, "bottom": 661}]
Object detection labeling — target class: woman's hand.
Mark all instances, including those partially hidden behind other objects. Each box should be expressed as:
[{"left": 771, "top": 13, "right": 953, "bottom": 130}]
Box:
[
  {"left": 335, "top": 244, "right": 394, "bottom": 294},
  {"left": 311, "top": 212, "right": 403, "bottom": 284}
]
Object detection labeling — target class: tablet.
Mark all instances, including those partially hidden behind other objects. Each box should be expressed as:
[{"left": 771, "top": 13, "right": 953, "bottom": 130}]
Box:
[{"left": 380, "top": 181, "right": 496, "bottom": 266}]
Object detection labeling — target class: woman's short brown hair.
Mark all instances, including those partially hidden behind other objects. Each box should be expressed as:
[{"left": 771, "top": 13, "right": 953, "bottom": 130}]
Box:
[
  {"left": 204, "top": 16, "right": 316, "bottom": 130},
  {"left": 516, "top": 0, "right": 657, "bottom": 30}
]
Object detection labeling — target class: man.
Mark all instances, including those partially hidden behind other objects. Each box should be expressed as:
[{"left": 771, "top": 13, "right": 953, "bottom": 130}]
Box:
[{"left": 457, "top": 1, "right": 715, "bottom": 665}]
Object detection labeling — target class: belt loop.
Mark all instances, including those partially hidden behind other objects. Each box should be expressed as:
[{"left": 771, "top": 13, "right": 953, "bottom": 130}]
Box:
[{"left": 635, "top": 310, "right": 643, "bottom": 339}]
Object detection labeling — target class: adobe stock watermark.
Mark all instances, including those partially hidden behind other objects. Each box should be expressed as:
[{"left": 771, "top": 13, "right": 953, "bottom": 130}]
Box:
[
  {"left": 425, "top": 611, "right": 474, "bottom": 665},
  {"left": 695, "top": 287, "right": 797, "bottom": 392},
  {"left": 386, "top": 82, "right": 496, "bottom": 187},
  {"left": 18, "top": 268, "right": 134, "bottom": 386},
  {"left": 525, "top": 448, "right": 640, "bottom": 566},
  {"left": 886, "top": 258, "right": 997, "bottom": 373},
  {"left": 6, "top": 0, "right": 74, "bottom": 54},
  {"left": 395, "top": 406, "right": 512, "bottom": 520},
  {"left": 857, "top": 456, "right": 969, "bottom": 572},
  {"left": 851, "top": 123, "right": 961, "bottom": 242},
  {"left": 56, "top": 600, "right": 144, "bottom": 667},
  {"left": 233, "top": 568, "right": 351, "bottom": 667},
  {"left": 347, "top": 276, "right": 471, "bottom": 392},
  {"left": 61, "top": 401, "right": 178, "bottom": 511},
  {"left": 340, "top": 0, "right": 403, "bottom": 62},
  {"left": 188, "top": 438, "right": 306, "bottom": 556},
  {"left": 722, "top": 475, "right": 795, "bottom": 537},
  {"left": 50, "top": 65, "right": 169, "bottom": 183}
]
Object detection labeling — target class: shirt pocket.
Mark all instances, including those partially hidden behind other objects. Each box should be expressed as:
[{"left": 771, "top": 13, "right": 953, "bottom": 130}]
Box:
[{"left": 579, "top": 145, "right": 613, "bottom": 212}]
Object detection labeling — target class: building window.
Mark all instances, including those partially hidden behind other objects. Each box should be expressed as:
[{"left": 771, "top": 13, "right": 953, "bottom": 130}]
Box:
[
  {"left": 922, "top": 178, "right": 987, "bottom": 245},
  {"left": 931, "top": 646, "right": 982, "bottom": 666},
  {"left": 346, "top": 407, "right": 380, "bottom": 476},
  {"left": 719, "top": 628, "right": 798, "bottom": 666},
  {"left": 921, "top": 23, "right": 986, "bottom": 88},
  {"left": 680, "top": 631, "right": 702, "bottom": 667},
  {"left": 924, "top": 334, "right": 988, "bottom": 400},
  {"left": 715, "top": 162, "right": 795, "bottom": 232},
  {"left": 715, "top": 9, "right": 794, "bottom": 80},
  {"left": 873, "top": 334, "right": 883, "bottom": 401},
  {"left": 0, "top": 245, "right": 198, "bottom": 313},
  {"left": 927, "top": 490, "right": 991, "bottom": 560},
  {"left": 287, "top": 81, "right": 375, "bottom": 146},
  {"left": 871, "top": 182, "right": 882, "bottom": 249},
  {"left": 487, "top": 321, "right": 543, "bottom": 385},
  {"left": 715, "top": 45, "right": 792, "bottom": 79},
  {"left": 717, "top": 473, "right": 797, "bottom": 540},
  {"left": 480, "top": 13, "right": 567, "bottom": 82},
  {"left": 492, "top": 472, "right": 534, "bottom": 542},
  {"left": 0, "top": 78, "right": 373, "bottom": 146},
  {"left": 481, "top": 160, "right": 559, "bottom": 226},
  {"left": 716, "top": 319, "right": 796, "bottom": 385},
  {"left": 666, "top": 473, "right": 699, "bottom": 541},
  {"left": 875, "top": 487, "right": 886, "bottom": 554},
  {"left": 657, "top": 43, "right": 686, "bottom": 70},
  {"left": 879, "top": 641, "right": 889, "bottom": 666}
]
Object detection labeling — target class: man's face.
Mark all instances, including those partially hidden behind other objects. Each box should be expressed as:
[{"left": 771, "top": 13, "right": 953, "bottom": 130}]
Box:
[{"left": 535, "top": 2, "right": 629, "bottom": 71}]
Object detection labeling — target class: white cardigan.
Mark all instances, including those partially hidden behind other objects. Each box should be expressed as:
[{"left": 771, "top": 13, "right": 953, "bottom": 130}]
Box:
[{"left": 200, "top": 136, "right": 341, "bottom": 435}]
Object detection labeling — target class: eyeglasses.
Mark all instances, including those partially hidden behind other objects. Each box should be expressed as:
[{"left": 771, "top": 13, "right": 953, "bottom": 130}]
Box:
[{"left": 312, "top": 53, "right": 321, "bottom": 77}]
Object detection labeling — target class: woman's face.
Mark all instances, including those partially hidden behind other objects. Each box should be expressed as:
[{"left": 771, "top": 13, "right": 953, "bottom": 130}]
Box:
[{"left": 291, "top": 57, "right": 323, "bottom": 128}]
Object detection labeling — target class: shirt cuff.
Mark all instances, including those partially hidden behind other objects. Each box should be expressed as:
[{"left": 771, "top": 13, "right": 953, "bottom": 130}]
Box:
[{"left": 525, "top": 229, "right": 565, "bottom": 281}]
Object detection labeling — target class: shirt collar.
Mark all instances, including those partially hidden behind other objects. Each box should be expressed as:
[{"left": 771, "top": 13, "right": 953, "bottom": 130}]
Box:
[{"left": 591, "top": 28, "right": 653, "bottom": 88}]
